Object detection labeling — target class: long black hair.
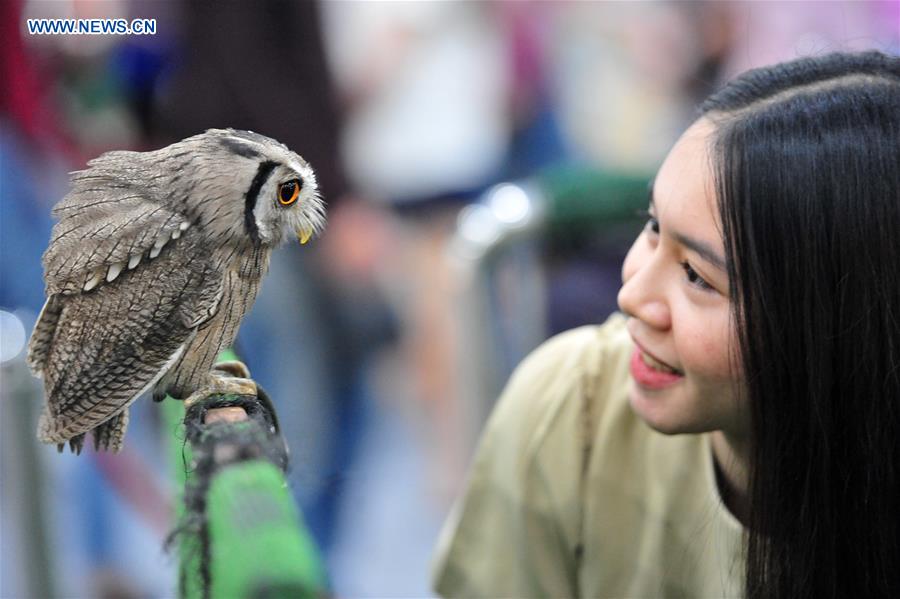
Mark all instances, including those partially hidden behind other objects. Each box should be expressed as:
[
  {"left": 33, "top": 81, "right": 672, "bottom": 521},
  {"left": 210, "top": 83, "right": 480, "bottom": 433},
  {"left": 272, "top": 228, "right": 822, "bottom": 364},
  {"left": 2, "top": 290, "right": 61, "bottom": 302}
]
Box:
[{"left": 699, "top": 50, "right": 900, "bottom": 598}]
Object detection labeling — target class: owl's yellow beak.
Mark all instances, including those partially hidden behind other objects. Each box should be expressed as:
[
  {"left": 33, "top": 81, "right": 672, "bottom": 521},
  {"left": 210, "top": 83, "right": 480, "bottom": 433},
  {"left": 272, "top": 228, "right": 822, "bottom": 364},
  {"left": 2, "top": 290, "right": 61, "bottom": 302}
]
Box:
[{"left": 298, "top": 227, "right": 313, "bottom": 245}]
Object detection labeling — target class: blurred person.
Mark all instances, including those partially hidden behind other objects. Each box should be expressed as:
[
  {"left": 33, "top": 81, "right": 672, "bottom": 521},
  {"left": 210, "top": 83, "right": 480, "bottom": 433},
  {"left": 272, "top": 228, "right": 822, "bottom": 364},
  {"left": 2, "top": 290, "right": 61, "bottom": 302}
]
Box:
[
  {"left": 546, "top": 1, "right": 705, "bottom": 171},
  {"left": 3, "top": 1, "right": 180, "bottom": 597},
  {"left": 1, "top": 0, "right": 64, "bottom": 312},
  {"left": 433, "top": 50, "right": 900, "bottom": 598},
  {"left": 317, "top": 3, "right": 522, "bottom": 594},
  {"left": 320, "top": 0, "right": 572, "bottom": 490},
  {"left": 320, "top": 0, "right": 511, "bottom": 494}
]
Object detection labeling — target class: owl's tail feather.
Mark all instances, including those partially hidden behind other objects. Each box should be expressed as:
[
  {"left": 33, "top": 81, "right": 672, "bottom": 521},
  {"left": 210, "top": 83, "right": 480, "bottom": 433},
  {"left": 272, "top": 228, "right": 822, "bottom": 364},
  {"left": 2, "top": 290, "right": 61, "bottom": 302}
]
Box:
[
  {"left": 27, "top": 295, "right": 62, "bottom": 375},
  {"left": 92, "top": 410, "right": 129, "bottom": 453}
]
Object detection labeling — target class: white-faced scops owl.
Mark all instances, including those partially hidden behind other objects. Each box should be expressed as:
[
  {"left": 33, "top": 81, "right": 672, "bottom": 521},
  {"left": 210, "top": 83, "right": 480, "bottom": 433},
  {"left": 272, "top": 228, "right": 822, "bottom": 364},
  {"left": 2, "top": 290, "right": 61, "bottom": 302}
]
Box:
[{"left": 26, "top": 129, "right": 326, "bottom": 454}]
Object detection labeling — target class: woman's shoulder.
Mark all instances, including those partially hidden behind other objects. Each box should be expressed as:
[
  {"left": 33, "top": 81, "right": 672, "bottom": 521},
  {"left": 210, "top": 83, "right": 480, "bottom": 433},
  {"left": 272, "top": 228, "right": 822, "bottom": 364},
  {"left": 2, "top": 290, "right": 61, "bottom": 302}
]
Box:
[{"left": 432, "top": 313, "right": 636, "bottom": 597}]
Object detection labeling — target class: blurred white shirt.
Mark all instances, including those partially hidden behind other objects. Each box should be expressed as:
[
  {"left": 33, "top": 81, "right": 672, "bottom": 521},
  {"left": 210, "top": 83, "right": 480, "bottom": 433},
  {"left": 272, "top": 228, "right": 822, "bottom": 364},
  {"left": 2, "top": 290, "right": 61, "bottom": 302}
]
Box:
[{"left": 321, "top": 2, "right": 510, "bottom": 203}]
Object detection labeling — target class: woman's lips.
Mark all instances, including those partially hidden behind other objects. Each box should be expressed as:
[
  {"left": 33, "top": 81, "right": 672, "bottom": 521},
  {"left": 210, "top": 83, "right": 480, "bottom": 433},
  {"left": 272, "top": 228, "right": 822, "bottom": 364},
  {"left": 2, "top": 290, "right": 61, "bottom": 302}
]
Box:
[{"left": 629, "top": 347, "right": 685, "bottom": 389}]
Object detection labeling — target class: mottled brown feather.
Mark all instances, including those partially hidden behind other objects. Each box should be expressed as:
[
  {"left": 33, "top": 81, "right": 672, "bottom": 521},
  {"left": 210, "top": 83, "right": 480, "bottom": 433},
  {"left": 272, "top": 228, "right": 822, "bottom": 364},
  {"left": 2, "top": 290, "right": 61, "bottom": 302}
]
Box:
[{"left": 36, "top": 235, "right": 220, "bottom": 445}]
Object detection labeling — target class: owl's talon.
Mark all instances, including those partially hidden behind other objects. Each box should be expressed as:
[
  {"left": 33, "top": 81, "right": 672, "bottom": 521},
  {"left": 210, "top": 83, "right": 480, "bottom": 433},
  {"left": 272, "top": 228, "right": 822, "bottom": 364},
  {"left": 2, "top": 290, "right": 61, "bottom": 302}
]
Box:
[
  {"left": 152, "top": 387, "right": 167, "bottom": 403},
  {"left": 212, "top": 360, "right": 251, "bottom": 379},
  {"left": 183, "top": 374, "right": 257, "bottom": 408}
]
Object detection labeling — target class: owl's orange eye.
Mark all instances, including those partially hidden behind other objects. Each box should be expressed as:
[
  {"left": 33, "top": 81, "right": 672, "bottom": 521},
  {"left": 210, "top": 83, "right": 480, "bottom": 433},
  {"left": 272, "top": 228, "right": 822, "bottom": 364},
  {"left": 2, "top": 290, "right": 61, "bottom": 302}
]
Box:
[{"left": 278, "top": 179, "right": 301, "bottom": 206}]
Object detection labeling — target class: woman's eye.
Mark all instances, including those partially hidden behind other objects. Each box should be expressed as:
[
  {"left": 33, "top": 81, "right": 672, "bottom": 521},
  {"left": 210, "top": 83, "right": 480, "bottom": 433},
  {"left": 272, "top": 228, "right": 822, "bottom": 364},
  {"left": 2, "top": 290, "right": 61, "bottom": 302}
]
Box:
[
  {"left": 680, "top": 261, "right": 714, "bottom": 292},
  {"left": 636, "top": 209, "right": 659, "bottom": 235}
]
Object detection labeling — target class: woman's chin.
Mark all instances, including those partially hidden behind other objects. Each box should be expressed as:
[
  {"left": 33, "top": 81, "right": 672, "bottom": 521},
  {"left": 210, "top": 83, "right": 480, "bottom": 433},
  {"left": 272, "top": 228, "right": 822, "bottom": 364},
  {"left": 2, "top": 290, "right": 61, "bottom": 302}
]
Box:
[{"left": 627, "top": 381, "right": 709, "bottom": 436}]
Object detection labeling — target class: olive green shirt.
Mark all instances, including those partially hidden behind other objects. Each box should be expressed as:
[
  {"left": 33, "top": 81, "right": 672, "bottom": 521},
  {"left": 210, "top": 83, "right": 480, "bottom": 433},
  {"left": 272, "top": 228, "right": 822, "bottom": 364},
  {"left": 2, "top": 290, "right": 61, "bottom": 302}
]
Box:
[{"left": 432, "top": 312, "right": 744, "bottom": 598}]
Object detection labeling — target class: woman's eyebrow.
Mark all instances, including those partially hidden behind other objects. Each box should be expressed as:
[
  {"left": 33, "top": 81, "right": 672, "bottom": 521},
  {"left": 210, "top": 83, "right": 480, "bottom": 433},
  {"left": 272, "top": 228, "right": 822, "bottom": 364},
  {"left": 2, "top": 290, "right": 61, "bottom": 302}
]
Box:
[{"left": 648, "top": 182, "right": 727, "bottom": 272}]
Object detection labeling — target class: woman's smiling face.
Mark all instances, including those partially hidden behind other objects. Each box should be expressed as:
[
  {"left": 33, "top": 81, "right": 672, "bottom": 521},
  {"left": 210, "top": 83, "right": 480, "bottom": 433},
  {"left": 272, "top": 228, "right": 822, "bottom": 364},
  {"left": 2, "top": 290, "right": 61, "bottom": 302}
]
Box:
[{"left": 617, "top": 117, "right": 747, "bottom": 438}]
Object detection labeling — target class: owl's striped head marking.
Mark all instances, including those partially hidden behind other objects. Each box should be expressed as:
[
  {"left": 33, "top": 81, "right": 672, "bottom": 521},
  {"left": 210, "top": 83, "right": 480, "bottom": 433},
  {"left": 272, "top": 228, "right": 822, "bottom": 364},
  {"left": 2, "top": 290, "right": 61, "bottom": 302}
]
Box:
[
  {"left": 244, "top": 160, "right": 278, "bottom": 244},
  {"left": 200, "top": 128, "right": 325, "bottom": 248}
]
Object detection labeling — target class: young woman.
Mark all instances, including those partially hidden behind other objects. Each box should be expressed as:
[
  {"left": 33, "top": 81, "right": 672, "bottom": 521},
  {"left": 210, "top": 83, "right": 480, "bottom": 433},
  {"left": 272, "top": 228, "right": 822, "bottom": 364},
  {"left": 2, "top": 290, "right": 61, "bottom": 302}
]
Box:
[{"left": 432, "top": 50, "right": 900, "bottom": 598}]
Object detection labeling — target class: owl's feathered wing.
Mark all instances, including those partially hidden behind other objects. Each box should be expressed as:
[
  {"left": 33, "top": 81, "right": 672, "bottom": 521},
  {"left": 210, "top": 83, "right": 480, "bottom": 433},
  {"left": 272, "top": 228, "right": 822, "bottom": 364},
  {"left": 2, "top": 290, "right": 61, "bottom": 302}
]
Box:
[
  {"left": 41, "top": 151, "right": 192, "bottom": 295},
  {"left": 27, "top": 151, "right": 224, "bottom": 452}
]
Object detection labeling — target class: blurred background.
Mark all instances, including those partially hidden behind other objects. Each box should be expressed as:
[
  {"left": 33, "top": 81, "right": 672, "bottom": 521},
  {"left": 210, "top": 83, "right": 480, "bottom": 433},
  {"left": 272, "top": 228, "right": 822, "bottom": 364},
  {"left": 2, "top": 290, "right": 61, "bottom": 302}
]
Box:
[{"left": 1, "top": 1, "right": 897, "bottom": 596}]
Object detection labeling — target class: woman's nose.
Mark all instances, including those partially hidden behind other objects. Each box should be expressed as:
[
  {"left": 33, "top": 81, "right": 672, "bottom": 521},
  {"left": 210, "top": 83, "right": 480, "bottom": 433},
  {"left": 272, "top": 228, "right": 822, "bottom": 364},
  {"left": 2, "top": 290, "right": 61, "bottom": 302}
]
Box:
[{"left": 617, "top": 245, "right": 672, "bottom": 331}]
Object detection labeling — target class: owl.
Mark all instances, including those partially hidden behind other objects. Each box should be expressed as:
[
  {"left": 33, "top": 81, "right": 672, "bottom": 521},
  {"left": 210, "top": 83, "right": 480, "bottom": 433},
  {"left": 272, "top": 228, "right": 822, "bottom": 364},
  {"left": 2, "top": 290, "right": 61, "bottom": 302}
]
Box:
[{"left": 26, "top": 129, "right": 326, "bottom": 454}]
